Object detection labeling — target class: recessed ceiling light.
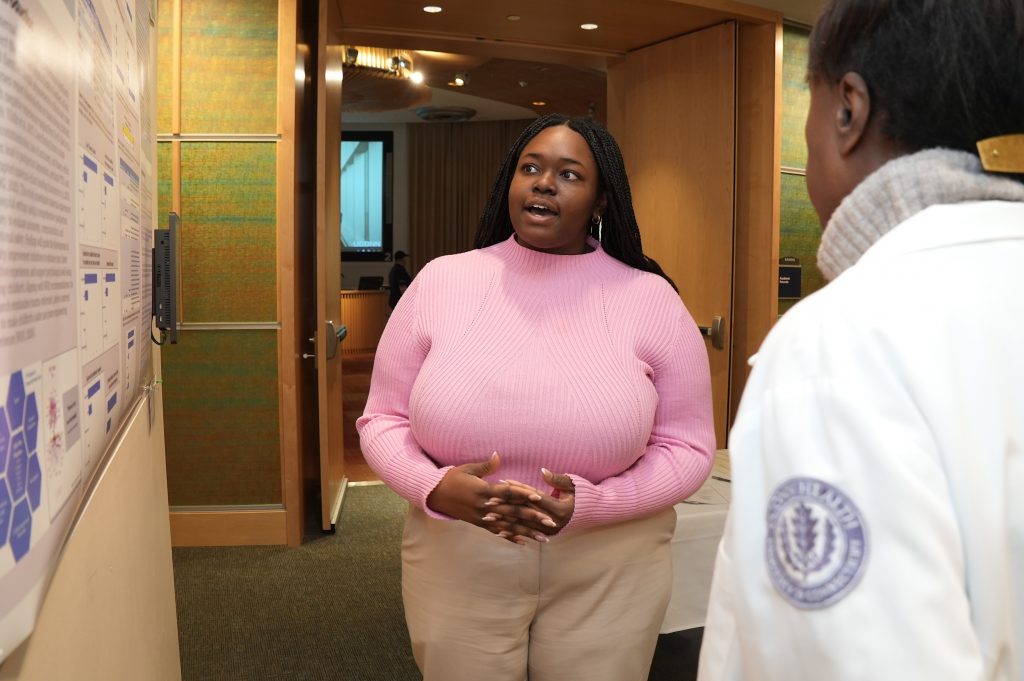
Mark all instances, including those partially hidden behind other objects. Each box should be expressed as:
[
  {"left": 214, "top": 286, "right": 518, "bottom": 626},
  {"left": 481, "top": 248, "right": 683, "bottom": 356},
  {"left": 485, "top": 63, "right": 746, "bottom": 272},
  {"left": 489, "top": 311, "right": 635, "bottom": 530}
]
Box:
[
  {"left": 423, "top": 5, "right": 442, "bottom": 13},
  {"left": 580, "top": 23, "right": 599, "bottom": 30},
  {"left": 532, "top": 101, "right": 547, "bottom": 106},
  {"left": 506, "top": 14, "right": 520, "bottom": 21},
  {"left": 410, "top": 71, "right": 425, "bottom": 84}
]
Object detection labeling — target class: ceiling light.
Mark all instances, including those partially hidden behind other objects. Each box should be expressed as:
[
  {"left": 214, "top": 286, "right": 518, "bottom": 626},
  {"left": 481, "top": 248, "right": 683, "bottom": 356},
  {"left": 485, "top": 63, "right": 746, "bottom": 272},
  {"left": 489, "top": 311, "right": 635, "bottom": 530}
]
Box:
[
  {"left": 532, "top": 101, "right": 546, "bottom": 106},
  {"left": 341, "top": 46, "right": 417, "bottom": 83},
  {"left": 580, "top": 23, "right": 599, "bottom": 30},
  {"left": 410, "top": 71, "right": 424, "bottom": 84},
  {"left": 506, "top": 14, "right": 520, "bottom": 21},
  {"left": 423, "top": 5, "right": 442, "bottom": 13},
  {"left": 453, "top": 71, "right": 468, "bottom": 87}
]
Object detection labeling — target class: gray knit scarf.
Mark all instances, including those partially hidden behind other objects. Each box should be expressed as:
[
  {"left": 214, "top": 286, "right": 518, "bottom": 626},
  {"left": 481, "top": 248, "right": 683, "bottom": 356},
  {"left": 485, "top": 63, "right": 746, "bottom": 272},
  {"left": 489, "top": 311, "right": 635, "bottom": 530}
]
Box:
[{"left": 817, "top": 148, "right": 1024, "bottom": 281}]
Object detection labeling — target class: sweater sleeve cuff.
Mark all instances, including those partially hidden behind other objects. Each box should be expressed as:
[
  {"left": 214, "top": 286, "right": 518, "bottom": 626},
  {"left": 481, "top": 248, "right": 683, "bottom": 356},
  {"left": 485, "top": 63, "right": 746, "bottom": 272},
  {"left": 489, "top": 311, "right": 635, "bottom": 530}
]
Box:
[
  {"left": 561, "top": 473, "right": 598, "bottom": 532},
  {"left": 417, "top": 465, "right": 458, "bottom": 521}
]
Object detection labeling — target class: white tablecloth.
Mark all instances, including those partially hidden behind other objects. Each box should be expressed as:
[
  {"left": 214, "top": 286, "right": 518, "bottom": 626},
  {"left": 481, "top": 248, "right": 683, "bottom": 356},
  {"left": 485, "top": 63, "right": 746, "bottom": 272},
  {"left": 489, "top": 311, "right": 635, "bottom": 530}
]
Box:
[{"left": 660, "top": 470, "right": 731, "bottom": 633}]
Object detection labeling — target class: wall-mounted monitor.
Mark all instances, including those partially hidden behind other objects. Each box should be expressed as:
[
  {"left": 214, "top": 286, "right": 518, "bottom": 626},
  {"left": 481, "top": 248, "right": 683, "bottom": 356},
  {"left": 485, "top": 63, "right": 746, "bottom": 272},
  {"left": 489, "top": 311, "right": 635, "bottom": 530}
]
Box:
[
  {"left": 341, "top": 130, "right": 393, "bottom": 261},
  {"left": 152, "top": 212, "right": 179, "bottom": 344}
]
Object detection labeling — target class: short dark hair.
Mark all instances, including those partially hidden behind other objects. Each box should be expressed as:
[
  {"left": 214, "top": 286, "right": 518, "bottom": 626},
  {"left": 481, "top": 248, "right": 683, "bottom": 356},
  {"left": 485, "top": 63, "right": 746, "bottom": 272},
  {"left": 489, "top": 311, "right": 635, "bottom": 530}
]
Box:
[
  {"left": 808, "top": 0, "right": 1024, "bottom": 158},
  {"left": 474, "top": 114, "right": 676, "bottom": 290}
]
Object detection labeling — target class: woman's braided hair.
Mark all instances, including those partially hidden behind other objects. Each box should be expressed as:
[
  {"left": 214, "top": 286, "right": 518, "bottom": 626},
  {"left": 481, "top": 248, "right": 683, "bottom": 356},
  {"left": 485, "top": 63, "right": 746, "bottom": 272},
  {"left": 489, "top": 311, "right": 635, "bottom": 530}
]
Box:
[{"left": 474, "top": 114, "right": 677, "bottom": 290}]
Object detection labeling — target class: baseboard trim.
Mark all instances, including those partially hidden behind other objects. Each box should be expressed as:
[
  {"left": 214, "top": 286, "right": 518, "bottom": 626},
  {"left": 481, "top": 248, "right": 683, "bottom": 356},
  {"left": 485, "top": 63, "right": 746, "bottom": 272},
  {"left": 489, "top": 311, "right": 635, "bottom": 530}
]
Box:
[{"left": 170, "top": 508, "right": 287, "bottom": 546}]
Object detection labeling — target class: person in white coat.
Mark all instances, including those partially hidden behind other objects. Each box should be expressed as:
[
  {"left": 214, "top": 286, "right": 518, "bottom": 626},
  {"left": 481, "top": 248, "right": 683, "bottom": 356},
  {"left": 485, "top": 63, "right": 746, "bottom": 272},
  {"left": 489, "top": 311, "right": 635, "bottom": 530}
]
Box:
[{"left": 698, "top": 0, "right": 1024, "bottom": 679}]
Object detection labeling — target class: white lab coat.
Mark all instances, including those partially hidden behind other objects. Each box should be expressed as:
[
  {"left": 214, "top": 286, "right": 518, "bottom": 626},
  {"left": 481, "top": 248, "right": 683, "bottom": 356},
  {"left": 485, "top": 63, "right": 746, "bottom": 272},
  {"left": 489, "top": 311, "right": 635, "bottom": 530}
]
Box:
[{"left": 699, "top": 201, "right": 1024, "bottom": 680}]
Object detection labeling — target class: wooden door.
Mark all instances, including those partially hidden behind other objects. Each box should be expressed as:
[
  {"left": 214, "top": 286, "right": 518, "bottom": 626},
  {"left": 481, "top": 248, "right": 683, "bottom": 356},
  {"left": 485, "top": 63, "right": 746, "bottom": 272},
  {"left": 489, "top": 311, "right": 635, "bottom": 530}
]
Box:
[
  {"left": 314, "top": 0, "right": 346, "bottom": 529},
  {"left": 607, "top": 22, "right": 736, "bottom": 447}
]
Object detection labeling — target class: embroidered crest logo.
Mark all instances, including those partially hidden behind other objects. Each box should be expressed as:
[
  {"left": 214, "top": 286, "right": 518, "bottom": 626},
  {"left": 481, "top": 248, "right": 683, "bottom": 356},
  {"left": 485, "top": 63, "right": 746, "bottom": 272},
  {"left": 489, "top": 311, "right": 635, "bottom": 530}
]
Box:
[{"left": 765, "top": 477, "right": 868, "bottom": 609}]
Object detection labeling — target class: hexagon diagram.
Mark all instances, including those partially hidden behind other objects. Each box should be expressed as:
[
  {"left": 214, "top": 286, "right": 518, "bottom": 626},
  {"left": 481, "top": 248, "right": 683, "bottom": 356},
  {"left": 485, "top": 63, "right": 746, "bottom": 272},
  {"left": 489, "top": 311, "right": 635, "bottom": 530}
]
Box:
[
  {"left": 10, "top": 499, "right": 31, "bottom": 562},
  {"left": 0, "top": 483, "right": 10, "bottom": 548},
  {"left": 0, "top": 407, "right": 8, "bottom": 472},
  {"left": 25, "top": 393, "right": 38, "bottom": 454},
  {"left": 2, "top": 371, "right": 40, "bottom": 563},
  {"left": 7, "top": 431, "right": 27, "bottom": 500},
  {"left": 28, "top": 455, "right": 42, "bottom": 511},
  {"left": 6, "top": 372, "right": 25, "bottom": 431}
]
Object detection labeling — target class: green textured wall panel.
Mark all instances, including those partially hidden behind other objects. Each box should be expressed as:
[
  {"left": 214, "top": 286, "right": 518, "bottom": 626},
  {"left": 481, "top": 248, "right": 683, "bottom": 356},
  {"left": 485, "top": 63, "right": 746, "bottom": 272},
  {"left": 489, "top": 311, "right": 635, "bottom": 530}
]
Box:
[
  {"left": 157, "top": 0, "right": 173, "bottom": 133},
  {"left": 782, "top": 25, "right": 811, "bottom": 170},
  {"left": 778, "top": 173, "right": 825, "bottom": 315},
  {"left": 180, "top": 143, "right": 276, "bottom": 322},
  {"left": 162, "top": 330, "right": 281, "bottom": 506},
  {"left": 157, "top": 142, "right": 172, "bottom": 222},
  {"left": 180, "top": 0, "right": 278, "bottom": 134}
]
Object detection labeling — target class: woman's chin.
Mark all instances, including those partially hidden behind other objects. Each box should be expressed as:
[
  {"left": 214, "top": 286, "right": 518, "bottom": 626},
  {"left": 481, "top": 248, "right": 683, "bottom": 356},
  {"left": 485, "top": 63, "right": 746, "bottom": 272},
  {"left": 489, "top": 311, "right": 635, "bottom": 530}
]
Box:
[{"left": 513, "top": 228, "right": 586, "bottom": 255}]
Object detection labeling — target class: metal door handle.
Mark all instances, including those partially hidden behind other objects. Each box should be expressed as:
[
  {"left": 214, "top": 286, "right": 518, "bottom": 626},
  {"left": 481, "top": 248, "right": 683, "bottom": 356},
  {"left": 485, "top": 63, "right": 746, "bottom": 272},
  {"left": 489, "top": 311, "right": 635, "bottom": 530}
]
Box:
[
  {"left": 324, "top": 320, "right": 347, "bottom": 359},
  {"left": 698, "top": 316, "right": 726, "bottom": 350}
]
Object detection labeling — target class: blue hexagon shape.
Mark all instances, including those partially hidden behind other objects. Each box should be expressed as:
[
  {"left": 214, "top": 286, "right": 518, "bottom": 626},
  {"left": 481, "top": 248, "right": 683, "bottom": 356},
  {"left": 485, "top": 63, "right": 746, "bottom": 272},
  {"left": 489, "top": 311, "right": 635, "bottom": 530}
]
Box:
[
  {"left": 0, "top": 482, "right": 10, "bottom": 548},
  {"left": 7, "top": 431, "right": 27, "bottom": 500},
  {"left": 27, "top": 454, "right": 41, "bottom": 511},
  {"left": 10, "top": 498, "right": 31, "bottom": 562},
  {"left": 6, "top": 372, "right": 25, "bottom": 430},
  {"left": 25, "top": 394, "right": 38, "bottom": 454},
  {"left": 0, "top": 407, "right": 8, "bottom": 472}
]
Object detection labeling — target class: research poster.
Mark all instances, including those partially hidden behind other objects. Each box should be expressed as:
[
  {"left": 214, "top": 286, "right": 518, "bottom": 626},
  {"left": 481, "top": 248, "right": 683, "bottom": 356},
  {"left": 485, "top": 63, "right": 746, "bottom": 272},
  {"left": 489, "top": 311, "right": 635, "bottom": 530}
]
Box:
[{"left": 0, "top": 0, "right": 156, "bottom": 661}]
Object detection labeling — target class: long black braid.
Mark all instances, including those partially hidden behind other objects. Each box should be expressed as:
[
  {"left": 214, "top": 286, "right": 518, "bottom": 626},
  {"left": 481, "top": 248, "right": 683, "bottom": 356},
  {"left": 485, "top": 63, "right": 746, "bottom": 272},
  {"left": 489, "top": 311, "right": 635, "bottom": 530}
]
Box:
[{"left": 474, "top": 114, "right": 677, "bottom": 291}]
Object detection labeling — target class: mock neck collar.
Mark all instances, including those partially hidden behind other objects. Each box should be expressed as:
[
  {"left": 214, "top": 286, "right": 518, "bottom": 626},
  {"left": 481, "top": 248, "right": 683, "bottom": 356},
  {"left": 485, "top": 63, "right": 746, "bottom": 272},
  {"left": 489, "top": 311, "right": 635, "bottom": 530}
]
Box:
[
  {"left": 490, "top": 233, "right": 613, "bottom": 275},
  {"left": 817, "top": 148, "right": 1024, "bottom": 281}
]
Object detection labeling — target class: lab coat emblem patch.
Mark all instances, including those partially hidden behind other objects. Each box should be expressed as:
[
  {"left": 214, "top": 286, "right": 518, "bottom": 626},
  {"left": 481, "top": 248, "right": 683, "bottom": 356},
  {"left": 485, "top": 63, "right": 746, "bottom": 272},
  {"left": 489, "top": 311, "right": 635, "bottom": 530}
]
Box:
[{"left": 765, "top": 477, "right": 868, "bottom": 609}]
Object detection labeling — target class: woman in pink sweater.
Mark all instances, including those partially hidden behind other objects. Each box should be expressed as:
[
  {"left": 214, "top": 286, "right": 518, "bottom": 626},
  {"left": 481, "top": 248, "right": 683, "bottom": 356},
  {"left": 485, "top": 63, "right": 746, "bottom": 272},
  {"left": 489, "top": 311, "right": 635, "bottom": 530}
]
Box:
[{"left": 357, "top": 114, "right": 715, "bottom": 681}]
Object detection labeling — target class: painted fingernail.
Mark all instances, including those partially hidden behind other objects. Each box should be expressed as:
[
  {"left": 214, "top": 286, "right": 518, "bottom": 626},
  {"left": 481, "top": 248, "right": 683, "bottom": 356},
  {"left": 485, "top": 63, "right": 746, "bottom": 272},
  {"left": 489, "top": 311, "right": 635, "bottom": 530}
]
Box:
[
  {"left": 482, "top": 514, "right": 497, "bottom": 522},
  {"left": 529, "top": 493, "right": 542, "bottom": 501},
  {"left": 498, "top": 531, "right": 511, "bottom": 539},
  {"left": 541, "top": 467, "right": 551, "bottom": 476},
  {"left": 541, "top": 518, "right": 557, "bottom": 528},
  {"left": 483, "top": 500, "right": 498, "bottom": 507},
  {"left": 534, "top": 533, "right": 549, "bottom": 543}
]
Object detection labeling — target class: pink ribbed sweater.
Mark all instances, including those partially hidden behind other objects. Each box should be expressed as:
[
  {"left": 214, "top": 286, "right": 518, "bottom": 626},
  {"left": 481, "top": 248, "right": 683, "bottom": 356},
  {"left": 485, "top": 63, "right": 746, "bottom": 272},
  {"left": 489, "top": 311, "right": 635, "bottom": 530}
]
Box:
[{"left": 356, "top": 235, "right": 715, "bottom": 531}]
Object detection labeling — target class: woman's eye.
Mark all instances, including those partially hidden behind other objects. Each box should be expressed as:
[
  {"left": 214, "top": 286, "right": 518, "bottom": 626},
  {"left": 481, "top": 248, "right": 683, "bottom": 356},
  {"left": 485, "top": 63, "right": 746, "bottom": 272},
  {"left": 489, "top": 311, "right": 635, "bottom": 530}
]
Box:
[
  {"left": 521, "top": 163, "right": 538, "bottom": 174},
  {"left": 561, "top": 170, "right": 580, "bottom": 181}
]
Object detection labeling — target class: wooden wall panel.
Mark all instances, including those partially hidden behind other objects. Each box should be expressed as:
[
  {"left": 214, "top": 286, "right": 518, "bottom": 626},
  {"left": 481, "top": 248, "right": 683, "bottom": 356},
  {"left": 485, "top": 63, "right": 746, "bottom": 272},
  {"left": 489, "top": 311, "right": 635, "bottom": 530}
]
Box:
[
  {"left": 731, "top": 21, "right": 782, "bottom": 425},
  {"left": 608, "top": 23, "right": 737, "bottom": 446},
  {"left": 339, "top": 291, "right": 389, "bottom": 354}
]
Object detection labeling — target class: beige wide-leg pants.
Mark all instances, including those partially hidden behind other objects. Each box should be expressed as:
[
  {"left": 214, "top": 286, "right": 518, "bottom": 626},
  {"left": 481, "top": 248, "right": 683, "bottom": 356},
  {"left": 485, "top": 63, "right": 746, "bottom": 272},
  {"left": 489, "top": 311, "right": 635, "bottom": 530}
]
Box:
[{"left": 402, "top": 505, "right": 677, "bottom": 681}]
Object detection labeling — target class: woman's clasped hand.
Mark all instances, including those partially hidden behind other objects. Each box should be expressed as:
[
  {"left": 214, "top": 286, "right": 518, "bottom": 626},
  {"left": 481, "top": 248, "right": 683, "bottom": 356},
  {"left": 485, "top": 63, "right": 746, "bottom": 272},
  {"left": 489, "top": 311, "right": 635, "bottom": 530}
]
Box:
[{"left": 426, "top": 452, "right": 576, "bottom": 544}]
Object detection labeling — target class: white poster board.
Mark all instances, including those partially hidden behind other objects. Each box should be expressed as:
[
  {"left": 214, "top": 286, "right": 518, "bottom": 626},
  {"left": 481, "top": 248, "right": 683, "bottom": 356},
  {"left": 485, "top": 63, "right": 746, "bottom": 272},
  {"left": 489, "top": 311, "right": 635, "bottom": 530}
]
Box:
[{"left": 0, "top": 0, "right": 157, "bottom": 661}]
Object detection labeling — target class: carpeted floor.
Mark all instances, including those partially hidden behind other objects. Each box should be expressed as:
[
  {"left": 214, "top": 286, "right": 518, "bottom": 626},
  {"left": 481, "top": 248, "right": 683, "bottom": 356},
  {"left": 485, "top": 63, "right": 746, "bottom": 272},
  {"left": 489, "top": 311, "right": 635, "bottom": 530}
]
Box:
[
  {"left": 173, "top": 484, "right": 420, "bottom": 681},
  {"left": 173, "top": 483, "right": 699, "bottom": 681}
]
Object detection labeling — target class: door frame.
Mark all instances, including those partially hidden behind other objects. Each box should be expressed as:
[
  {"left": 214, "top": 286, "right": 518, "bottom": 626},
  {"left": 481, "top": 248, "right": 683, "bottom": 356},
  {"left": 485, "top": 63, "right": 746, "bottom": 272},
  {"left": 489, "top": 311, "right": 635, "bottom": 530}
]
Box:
[{"left": 281, "top": 1, "right": 781, "bottom": 543}]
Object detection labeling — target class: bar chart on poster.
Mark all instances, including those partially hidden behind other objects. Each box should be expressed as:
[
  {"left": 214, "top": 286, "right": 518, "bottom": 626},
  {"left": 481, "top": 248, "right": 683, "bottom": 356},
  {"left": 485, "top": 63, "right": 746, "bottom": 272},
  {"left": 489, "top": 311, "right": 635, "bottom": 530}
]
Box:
[{"left": 0, "top": 0, "right": 157, "bottom": 661}]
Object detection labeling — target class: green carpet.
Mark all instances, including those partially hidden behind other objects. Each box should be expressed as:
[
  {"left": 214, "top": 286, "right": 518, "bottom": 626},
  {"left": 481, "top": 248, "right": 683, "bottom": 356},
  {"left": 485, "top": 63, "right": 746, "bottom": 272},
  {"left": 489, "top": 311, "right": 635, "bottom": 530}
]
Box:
[{"left": 172, "top": 484, "right": 420, "bottom": 681}]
